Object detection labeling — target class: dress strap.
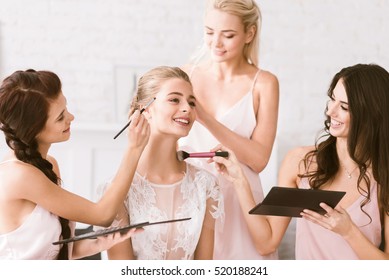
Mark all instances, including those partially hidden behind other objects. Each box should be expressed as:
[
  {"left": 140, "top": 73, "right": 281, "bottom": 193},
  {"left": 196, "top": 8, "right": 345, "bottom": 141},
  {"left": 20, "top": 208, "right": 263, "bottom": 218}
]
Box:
[
  {"left": 249, "top": 69, "right": 262, "bottom": 93},
  {"left": 188, "top": 64, "right": 197, "bottom": 79}
]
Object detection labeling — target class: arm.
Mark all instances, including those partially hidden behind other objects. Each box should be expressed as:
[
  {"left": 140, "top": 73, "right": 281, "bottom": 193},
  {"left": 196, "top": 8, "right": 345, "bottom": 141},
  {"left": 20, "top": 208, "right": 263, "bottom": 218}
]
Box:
[
  {"left": 302, "top": 202, "right": 389, "bottom": 259},
  {"left": 70, "top": 227, "right": 139, "bottom": 260},
  {"left": 194, "top": 197, "right": 216, "bottom": 260},
  {"left": 106, "top": 203, "right": 135, "bottom": 260},
  {"left": 211, "top": 146, "right": 303, "bottom": 255},
  {"left": 12, "top": 111, "right": 150, "bottom": 227},
  {"left": 197, "top": 71, "right": 279, "bottom": 173}
]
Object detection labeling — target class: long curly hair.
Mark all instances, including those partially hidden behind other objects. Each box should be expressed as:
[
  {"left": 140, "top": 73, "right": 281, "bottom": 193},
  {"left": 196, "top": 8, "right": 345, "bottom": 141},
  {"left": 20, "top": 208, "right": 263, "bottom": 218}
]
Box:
[
  {"left": 0, "top": 69, "right": 70, "bottom": 259},
  {"left": 299, "top": 64, "right": 389, "bottom": 223}
]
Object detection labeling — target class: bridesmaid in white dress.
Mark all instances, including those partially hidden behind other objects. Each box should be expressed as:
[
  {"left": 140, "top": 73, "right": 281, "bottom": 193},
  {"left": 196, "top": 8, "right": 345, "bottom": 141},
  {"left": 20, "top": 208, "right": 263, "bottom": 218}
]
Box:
[
  {"left": 179, "top": 0, "right": 279, "bottom": 259},
  {"left": 0, "top": 69, "right": 149, "bottom": 259}
]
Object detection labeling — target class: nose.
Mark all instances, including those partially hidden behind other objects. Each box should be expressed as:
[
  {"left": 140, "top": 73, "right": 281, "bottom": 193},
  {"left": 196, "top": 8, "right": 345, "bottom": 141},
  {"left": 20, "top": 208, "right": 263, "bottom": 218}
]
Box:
[
  {"left": 181, "top": 102, "right": 192, "bottom": 113},
  {"left": 213, "top": 34, "right": 223, "bottom": 48},
  {"left": 326, "top": 100, "right": 337, "bottom": 117},
  {"left": 68, "top": 111, "right": 75, "bottom": 122}
]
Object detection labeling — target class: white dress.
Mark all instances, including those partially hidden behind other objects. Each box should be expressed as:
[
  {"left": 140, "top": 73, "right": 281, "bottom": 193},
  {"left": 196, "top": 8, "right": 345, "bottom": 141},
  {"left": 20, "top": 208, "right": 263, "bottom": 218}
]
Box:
[
  {"left": 104, "top": 163, "right": 224, "bottom": 260},
  {"left": 179, "top": 70, "right": 278, "bottom": 259},
  {"left": 0, "top": 159, "right": 72, "bottom": 260},
  {"left": 0, "top": 205, "right": 61, "bottom": 260}
]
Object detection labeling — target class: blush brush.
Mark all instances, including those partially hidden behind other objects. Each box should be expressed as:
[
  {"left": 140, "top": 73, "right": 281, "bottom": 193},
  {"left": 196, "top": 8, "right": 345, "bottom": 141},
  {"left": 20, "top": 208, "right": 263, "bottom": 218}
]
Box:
[{"left": 177, "top": 150, "right": 229, "bottom": 161}]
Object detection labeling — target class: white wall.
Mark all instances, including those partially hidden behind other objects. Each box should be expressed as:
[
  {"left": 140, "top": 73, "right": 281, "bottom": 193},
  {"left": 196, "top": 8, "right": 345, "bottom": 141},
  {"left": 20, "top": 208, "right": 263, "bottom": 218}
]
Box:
[{"left": 1, "top": 0, "right": 389, "bottom": 191}]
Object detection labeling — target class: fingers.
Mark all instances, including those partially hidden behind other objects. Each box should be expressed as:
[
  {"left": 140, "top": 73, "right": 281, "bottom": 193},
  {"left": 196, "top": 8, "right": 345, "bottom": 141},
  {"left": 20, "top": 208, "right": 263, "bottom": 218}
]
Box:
[{"left": 128, "top": 110, "right": 141, "bottom": 128}]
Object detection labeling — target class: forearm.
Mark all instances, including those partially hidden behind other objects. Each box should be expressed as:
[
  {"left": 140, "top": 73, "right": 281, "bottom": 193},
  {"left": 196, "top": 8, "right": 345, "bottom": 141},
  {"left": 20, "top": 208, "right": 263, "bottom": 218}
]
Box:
[
  {"left": 233, "top": 177, "right": 280, "bottom": 255},
  {"left": 343, "top": 224, "right": 389, "bottom": 260},
  {"left": 200, "top": 117, "right": 270, "bottom": 173},
  {"left": 70, "top": 239, "right": 103, "bottom": 260},
  {"left": 96, "top": 147, "right": 143, "bottom": 226}
]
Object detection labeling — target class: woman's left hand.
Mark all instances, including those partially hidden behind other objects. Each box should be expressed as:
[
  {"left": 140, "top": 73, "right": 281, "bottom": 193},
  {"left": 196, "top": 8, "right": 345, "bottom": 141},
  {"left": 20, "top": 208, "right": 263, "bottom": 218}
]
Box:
[
  {"left": 96, "top": 227, "right": 143, "bottom": 251},
  {"left": 301, "top": 203, "right": 355, "bottom": 237}
]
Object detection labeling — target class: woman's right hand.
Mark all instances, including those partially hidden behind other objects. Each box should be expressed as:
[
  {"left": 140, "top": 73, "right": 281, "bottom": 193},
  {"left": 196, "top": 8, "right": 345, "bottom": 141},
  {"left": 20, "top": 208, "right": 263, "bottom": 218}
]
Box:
[
  {"left": 127, "top": 110, "right": 150, "bottom": 151},
  {"left": 209, "top": 145, "right": 247, "bottom": 186}
]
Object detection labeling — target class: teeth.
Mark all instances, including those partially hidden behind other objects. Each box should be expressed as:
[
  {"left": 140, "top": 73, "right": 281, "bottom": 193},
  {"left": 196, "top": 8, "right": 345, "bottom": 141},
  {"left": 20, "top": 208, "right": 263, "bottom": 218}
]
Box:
[
  {"left": 331, "top": 119, "right": 342, "bottom": 126},
  {"left": 175, "top": 118, "right": 189, "bottom": 124}
]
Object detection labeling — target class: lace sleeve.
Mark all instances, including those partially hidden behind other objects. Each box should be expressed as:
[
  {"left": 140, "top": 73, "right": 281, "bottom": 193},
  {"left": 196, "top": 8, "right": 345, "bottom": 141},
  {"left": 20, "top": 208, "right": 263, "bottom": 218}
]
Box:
[{"left": 200, "top": 171, "right": 225, "bottom": 232}]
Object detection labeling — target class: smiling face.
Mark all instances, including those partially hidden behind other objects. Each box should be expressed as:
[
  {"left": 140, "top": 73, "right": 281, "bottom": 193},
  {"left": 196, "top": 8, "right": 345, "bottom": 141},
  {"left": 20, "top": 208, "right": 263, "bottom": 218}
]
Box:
[
  {"left": 148, "top": 78, "right": 196, "bottom": 138},
  {"left": 326, "top": 79, "right": 350, "bottom": 139},
  {"left": 36, "top": 91, "right": 74, "bottom": 146},
  {"left": 204, "top": 8, "right": 254, "bottom": 63}
]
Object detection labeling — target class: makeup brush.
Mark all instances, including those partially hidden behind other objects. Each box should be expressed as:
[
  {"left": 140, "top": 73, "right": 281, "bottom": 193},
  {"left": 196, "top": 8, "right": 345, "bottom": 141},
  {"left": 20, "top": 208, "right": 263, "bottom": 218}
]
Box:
[
  {"left": 177, "top": 150, "right": 229, "bottom": 161},
  {"left": 113, "top": 97, "right": 156, "bottom": 139}
]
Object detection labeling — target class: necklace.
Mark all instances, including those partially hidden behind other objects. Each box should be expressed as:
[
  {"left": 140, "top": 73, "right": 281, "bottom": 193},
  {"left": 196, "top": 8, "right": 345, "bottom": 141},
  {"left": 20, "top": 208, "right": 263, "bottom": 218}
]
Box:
[{"left": 340, "top": 163, "right": 358, "bottom": 179}]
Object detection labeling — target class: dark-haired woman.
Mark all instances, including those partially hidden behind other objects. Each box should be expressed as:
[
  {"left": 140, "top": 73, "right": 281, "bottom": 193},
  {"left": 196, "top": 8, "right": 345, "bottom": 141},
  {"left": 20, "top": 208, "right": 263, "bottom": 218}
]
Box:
[
  {"left": 211, "top": 63, "right": 389, "bottom": 259},
  {"left": 0, "top": 69, "right": 150, "bottom": 259}
]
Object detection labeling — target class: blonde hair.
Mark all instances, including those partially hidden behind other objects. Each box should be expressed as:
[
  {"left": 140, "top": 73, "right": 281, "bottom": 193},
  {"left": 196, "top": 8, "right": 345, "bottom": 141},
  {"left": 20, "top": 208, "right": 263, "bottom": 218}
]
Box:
[
  {"left": 129, "top": 66, "right": 192, "bottom": 116},
  {"left": 191, "top": 0, "right": 262, "bottom": 66}
]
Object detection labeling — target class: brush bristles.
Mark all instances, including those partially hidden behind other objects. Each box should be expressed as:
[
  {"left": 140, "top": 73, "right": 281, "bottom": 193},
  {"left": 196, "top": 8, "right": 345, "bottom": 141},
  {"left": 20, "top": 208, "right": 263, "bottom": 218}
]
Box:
[{"left": 177, "top": 150, "right": 190, "bottom": 161}]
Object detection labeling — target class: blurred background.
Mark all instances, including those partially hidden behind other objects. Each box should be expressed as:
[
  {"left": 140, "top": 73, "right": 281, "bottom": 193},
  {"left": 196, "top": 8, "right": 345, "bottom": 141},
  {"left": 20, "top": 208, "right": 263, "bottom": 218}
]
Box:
[{"left": 0, "top": 0, "right": 388, "bottom": 259}]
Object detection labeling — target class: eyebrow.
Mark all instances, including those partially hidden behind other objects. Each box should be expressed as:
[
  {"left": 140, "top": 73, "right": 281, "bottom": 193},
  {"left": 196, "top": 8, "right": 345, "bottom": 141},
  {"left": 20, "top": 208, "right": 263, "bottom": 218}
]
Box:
[
  {"left": 167, "top": 92, "right": 196, "bottom": 100},
  {"left": 205, "top": 26, "right": 237, "bottom": 33}
]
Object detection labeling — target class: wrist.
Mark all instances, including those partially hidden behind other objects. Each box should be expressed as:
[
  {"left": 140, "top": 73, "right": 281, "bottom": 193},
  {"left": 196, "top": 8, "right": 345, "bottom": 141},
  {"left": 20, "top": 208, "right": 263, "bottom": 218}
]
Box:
[
  {"left": 342, "top": 222, "right": 359, "bottom": 241},
  {"left": 233, "top": 175, "right": 249, "bottom": 191},
  {"left": 124, "top": 145, "right": 144, "bottom": 157}
]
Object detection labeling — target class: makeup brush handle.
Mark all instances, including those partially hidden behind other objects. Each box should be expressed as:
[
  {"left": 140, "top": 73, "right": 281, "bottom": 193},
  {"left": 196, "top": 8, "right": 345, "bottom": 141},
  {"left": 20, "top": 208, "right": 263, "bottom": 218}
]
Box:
[
  {"left": 214, "top": 151, "right": 229, "bottom": 158},
  {"left": 189, "top": 151, "right": 229, "bottom": 158}
]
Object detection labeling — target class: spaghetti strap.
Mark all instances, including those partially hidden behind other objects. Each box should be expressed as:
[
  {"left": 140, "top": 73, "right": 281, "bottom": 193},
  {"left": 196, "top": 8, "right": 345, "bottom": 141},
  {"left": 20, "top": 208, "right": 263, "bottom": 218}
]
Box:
[
  {"left": 250, "top": 69, "right": 262, "bottom": 93},
  {"left": 188, "top": 64, "right": 197, "bottom": 79}
]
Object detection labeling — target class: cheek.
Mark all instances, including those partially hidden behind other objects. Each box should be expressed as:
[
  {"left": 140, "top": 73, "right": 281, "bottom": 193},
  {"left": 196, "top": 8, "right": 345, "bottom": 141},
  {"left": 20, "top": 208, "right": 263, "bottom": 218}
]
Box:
[{"left": 205, "top": 35, "right": 212, "bottom": 46}]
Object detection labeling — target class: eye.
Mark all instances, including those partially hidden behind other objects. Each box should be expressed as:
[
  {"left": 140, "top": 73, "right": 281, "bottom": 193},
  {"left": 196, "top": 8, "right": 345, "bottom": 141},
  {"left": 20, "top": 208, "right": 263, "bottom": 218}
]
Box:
[
  {"left": 225, "top": 34, "right": 235, "bottom": 39},
  {"left": 340, "top": 105, "right": 349, "bottom": 111},
  {"left": 189, "top": 101, "right": 196, "bottom": 107},
  {"left": 168, "top": 98, "right": 180, "bottom": 103}
]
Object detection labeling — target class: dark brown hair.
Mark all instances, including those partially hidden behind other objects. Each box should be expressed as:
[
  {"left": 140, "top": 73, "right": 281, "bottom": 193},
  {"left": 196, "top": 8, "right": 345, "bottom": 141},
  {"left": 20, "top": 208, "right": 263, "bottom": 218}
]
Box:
[
  {"left": 0, "top": 69, "right": 70, "bottom": 259},
  {"left": 300, "top": 64, "right": 389, "bottom": 223}
]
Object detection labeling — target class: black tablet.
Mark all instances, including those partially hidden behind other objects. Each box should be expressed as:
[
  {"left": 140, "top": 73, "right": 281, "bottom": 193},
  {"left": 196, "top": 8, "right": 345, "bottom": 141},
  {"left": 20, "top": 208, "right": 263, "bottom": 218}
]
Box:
[
  {"left": 53, "top": 217, "right": 191, "bottom": 245},
  {"left": 249, "top": 187, "right": 346, "bottom": 217}
]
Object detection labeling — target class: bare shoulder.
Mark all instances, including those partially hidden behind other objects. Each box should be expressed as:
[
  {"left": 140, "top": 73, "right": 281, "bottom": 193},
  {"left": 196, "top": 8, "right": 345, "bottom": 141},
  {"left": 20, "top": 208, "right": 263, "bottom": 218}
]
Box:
[
  {"left": 0, "top": 160, "right": 47, "bottom": 198},
  {"left": 254, "top": 69, "right": 279, "bottom": 97},
  {"left": 283, "top": 145, "right": 315, "bottom": 163},
  {"left": 258, "top": 69, "right": 279, "bottom": 85},
  {"left": 278, "top": 145, "right": 315, "bottom": 187}
]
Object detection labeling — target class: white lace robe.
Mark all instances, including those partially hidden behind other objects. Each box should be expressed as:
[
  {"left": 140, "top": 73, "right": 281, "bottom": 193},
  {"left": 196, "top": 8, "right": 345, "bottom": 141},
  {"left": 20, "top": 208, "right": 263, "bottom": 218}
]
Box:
[{"left": 117, "top": 163, "right": 224, "bottom": 260}]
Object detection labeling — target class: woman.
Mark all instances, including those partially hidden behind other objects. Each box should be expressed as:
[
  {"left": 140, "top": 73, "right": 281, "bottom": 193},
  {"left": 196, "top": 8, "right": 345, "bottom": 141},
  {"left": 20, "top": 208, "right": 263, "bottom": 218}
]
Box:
[
  {"left": 179, "top": 0, "right": 279, "bottom": 259},
  {"left": 102, "top": 66, "right": 224, "bottom": 260},
  {"left": 0, "top": 69, "right": 149, "bottom": 259},
  {"left": 212, "top": 63, "right": 389, "bottom": 259}
]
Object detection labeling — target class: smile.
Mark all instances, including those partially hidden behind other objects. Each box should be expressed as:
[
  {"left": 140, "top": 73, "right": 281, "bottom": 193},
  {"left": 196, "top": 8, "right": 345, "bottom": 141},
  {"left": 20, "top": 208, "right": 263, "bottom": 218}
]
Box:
[
  {"left": 330, "top": 119, "right": 343, "bottom": 127},
  {"left": 174, "top": 118, "right": 190, "bottom": 125}
]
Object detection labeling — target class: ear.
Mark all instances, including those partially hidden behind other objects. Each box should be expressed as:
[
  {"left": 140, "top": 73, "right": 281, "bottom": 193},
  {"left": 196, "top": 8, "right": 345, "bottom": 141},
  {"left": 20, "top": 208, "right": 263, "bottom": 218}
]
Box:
[{"left": 245, "top": 25, "right": 256, "bottom": 44}]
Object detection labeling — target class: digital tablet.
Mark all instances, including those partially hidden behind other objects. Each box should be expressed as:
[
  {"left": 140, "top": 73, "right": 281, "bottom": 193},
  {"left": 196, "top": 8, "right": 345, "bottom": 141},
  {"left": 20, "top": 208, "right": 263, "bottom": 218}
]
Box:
[
  {"left": 53, "top": 217, "right": 191, "bottom": 245},
  {"left": 249, "top": 187, "right": 346, "bottom": 217}
]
